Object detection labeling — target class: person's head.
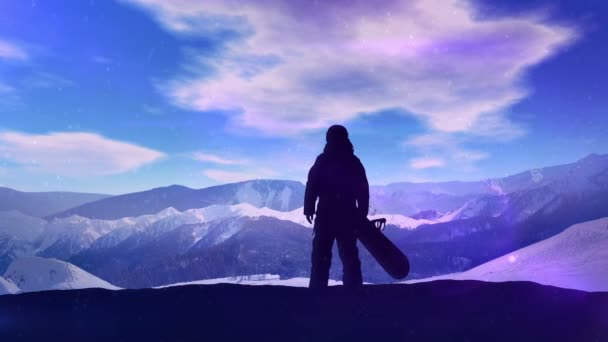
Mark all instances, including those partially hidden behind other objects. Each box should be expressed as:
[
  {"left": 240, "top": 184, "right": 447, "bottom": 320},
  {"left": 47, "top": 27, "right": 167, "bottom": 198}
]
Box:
[
  {"left": 326, "top": 125, "right": 349, "bottom": 144},
  {"left": 324, "top": 125, "right": 353, "bottom": 155}
]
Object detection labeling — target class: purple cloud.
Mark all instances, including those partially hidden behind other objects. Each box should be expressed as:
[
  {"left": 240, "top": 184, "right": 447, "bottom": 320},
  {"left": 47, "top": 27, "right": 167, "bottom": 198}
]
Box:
[{"left": 125, "top": 0, "right": 578, "bottom": 138}]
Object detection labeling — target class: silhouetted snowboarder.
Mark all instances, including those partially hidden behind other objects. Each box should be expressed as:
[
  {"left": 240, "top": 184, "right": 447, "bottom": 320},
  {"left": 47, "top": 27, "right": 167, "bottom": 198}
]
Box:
[{"left": 304, "top": 125, "right": 369, "bottom": 288}]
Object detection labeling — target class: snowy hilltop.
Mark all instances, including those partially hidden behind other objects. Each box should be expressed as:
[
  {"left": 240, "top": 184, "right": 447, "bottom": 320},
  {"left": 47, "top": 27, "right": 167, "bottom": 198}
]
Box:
[
  {"left": 407, "top": 217, "right": 608, "bottom": 292},
  {"left": 3, "top": 257, "right": 119, "bottom": 293}
]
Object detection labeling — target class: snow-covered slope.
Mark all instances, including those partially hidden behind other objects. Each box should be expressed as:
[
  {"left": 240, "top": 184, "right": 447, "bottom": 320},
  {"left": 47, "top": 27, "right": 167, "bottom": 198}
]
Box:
[
  {"left": 183, "top": 203, "right": 308, "bottom": 227},
  {"left": 36, "top": 208, "right": 179, "bottom": 258},
  {"left": 84, "top": 207, "right": 181, "bottom": 251},
  {"left": 191, "top": 203, "right": 433, "bottom": 229},
  {"left": 102, "top": 204, "right": 309, "bottom": 251},
  {"left": 158, "top": 274, "right": 343, "bottom": 288},
  {"left": 106, "top": 203, "right": 432, "bottom": 242},
  {"left": 407, "top": 217, "right": 608, "bottom": 292},
  {"left": 3, "top": 257, "right": 120, "bottom": 293},
  {"left": 438, "top": 195, "right": 508, "bottom": 222},
  {"left": 0, "top": 276, "right": 19, "bottom": 295}
]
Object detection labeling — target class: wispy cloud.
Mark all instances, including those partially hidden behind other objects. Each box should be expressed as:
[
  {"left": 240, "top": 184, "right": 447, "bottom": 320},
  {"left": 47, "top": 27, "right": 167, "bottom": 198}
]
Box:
[
  {"left": 406, "top": 133, "right": 457, "bottom": 148},
  {"left": 0, "top": 39, "right": 27, "bottom": 102},
  {"left": 0, "top": 131, "right": 165, "bottom": 176},
  {"left": 125, "top": 0, "right": 577, "bottom": 138},
  {"left": 0, "top": 83, "right": 15, "bottom": 93},
  {"left": 404, "top": 132, "right": 490, "bottom": 171},
  {"left": 191, "top": 152, "right": 248, "bottom": 165},
  {"left": 409, "top": 157, "right": 445, "bottom": 169},
  {"left": 0, "top": 39, "right": 27, "bottom": 60}
]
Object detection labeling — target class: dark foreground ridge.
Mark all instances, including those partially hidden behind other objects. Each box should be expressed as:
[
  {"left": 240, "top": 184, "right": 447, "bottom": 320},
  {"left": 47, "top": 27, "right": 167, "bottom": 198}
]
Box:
[{"left": 1, "top": 280, "right": 607, "bottom": 341}]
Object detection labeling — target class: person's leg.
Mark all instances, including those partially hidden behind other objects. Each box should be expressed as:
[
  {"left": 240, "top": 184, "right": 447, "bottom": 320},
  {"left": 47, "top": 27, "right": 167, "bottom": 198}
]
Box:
[
  {"left": 336, "top": 228, "right": 363, "bottom": 288},
  {"left": 309, "top": 222, "right": 335, "bottom": 288}
]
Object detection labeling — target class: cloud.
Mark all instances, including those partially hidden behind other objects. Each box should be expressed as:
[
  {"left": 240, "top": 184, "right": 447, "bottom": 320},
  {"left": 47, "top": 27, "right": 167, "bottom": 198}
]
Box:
[
  {"left": 0, "top": 131, "right": 165, "bottom": 176},
  {"left": 0, "top": 40, "right": 27, "bottom": 102},
  {"left": 405, "top": 133, "right": 456, "bottom": 148},
  {"left": 191, "top": 152, "right": 248, "bottom": 165},
  {"left": 203, "top": 168, "right": 277, "bottom": 183},
  {"left": 125, "top": 0, "right": 577, "bottom": 137},
  {"left": 0, "top": 83, "right": 15, "bottom": 93},
  {"left": 0, "top": 40, "right": 27, "bottom": 60},
  {"left": 405, "top": 131, "right": 489, "bottom": 170},
  {"left": 409, "top": 157, "right": 445, "bottom": 169}
]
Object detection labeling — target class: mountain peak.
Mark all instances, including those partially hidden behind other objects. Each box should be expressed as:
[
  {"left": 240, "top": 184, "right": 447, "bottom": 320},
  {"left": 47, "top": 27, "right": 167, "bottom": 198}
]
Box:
[
  {"left": 156, "top": 207, "right": 181, "bottom": 216},
  {"left": 162, "top": 184, "right": 193, "bottom": 191}
]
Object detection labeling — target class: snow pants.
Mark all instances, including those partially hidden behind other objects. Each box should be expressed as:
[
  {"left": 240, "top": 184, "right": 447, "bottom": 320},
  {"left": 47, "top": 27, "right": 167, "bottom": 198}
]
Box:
[{"left": 309, "top": 216, "right": 363, "bottom": 288}]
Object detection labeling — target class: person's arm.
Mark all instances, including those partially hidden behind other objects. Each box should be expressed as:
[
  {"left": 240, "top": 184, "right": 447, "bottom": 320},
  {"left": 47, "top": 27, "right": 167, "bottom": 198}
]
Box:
[
  {"left": 304, "top": 157, "right": 320, "bottom": 223},
  {"left": 355, "top": 158, "right": 369, "bottom": 218}
]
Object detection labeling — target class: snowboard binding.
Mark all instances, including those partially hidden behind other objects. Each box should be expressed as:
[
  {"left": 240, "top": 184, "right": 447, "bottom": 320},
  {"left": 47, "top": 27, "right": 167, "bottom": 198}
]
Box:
[{"left": 370, "top": 218, "right": 387, "bottom": 231}]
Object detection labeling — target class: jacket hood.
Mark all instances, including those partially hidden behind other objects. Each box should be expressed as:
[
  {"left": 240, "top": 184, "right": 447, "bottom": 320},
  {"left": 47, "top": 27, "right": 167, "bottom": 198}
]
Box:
[{"left": 324, "top": 125, "right": 354, "bottom": 156}]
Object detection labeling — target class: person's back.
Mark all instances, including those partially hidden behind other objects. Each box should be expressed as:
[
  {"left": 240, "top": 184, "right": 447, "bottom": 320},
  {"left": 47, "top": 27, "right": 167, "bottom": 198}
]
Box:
[{"left": 304, "top": 125, "right": 369, "bottom": 288}]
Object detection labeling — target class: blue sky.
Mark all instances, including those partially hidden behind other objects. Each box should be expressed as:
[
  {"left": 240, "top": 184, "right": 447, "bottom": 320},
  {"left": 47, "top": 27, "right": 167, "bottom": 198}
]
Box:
[{"left": 0, "top": 0, "right": 606, "bottom": 194}]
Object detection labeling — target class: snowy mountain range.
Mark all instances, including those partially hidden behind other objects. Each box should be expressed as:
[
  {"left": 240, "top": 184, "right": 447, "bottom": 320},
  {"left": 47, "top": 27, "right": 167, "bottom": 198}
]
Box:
[
  {"left": 0, "top": 153, "right": 606, "bottom": 291},
  {"left": 0, "top": 201, "right": 435, "bottom": 273},
  {"left": 49, "top": 180, "right": 305, "bottom": 220},
  {"left": 40, "top": 153, "right": 608, "bottom": 222},
  {"left": 7, "top": 211, "right": 607, "bottom": 293}
]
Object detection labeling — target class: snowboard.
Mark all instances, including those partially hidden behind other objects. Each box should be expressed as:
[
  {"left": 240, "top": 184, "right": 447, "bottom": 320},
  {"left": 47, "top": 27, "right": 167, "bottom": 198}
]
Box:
[{"left": 356, "top": 218, "right": 410, "bottom": 279}]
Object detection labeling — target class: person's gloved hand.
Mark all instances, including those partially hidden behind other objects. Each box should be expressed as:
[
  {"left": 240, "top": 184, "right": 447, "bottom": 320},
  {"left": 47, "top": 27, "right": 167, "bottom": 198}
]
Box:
[{"left": 306, "top": 214, "right": 314, "bottom": 224}]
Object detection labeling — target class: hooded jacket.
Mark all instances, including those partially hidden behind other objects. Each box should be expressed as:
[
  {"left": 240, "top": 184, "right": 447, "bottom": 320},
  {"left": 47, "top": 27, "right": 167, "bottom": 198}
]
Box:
[{"left": 304, "top": 132, "right": 369, "bottom": 219}]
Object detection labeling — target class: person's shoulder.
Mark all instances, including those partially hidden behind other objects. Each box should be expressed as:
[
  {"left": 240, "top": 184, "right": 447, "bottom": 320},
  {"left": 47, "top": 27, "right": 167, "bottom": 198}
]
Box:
[
  {"left": 312, "top": 153, "right": 327, "bottom": 166},
  {"left": 351, "top": 155, "right": 366, "bottom": 169},
  {"left": 315, "top": 153, "right": 327, "bottom": 161}
]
